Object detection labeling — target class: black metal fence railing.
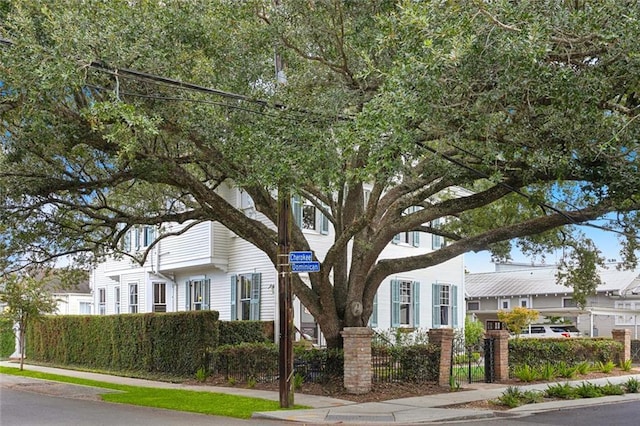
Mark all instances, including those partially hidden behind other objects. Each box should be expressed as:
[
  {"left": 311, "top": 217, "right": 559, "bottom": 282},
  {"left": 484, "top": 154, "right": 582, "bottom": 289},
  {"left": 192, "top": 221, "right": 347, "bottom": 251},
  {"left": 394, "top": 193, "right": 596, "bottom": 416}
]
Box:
[
  {"left": 210, "top": 336, "right": 440, "bottom": 385},
  {"left": 631, "top": 340, "right": 640, "bottom": 363},
  {"left": 372, "top": 345, "right": 439, "bottom": 383}
]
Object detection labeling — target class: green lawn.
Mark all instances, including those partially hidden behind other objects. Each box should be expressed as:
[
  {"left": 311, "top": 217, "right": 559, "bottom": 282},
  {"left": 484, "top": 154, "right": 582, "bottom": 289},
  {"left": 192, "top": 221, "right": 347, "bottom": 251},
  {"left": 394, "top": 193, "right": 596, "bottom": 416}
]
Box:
[{"left": 0, "top": 366, "right": 305, "bottom": 418}]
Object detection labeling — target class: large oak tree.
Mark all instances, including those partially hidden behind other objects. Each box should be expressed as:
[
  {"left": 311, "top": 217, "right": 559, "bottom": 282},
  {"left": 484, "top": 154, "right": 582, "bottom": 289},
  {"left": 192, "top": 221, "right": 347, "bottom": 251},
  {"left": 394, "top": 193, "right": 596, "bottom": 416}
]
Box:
[{"left": 2, "top": 1, "right": 640, "bottom": 347}]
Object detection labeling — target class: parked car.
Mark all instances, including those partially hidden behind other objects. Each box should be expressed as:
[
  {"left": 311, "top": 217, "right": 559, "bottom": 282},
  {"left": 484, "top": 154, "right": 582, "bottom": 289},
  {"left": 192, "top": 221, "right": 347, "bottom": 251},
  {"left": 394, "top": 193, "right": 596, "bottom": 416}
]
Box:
[{"left": 513, "top": 324, "right": 581, "bottom": 339}]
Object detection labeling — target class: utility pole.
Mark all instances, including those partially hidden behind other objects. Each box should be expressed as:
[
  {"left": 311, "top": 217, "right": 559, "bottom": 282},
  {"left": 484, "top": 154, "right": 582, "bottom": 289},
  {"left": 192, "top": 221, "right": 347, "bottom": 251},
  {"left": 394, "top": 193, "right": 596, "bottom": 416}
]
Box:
[
  {"left": 278, "top": 188, "right": 293, "bottom": 408},
  {"left": 275, "top": 28, "right": 293, "bottom": 407}
]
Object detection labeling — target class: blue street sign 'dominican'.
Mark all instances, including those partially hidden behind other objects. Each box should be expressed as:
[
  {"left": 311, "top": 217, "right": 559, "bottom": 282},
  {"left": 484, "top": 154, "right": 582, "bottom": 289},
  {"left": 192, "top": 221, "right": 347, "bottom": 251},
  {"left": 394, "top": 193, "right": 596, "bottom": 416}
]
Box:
[{"left": 291, "top": 261, "right": 321, "bottom": 273}]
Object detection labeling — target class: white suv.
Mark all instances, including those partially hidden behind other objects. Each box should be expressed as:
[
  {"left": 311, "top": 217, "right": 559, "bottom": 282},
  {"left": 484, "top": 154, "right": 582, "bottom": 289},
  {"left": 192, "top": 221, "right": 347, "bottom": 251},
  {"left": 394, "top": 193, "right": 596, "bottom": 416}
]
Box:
[{"left": 514, "top": 324, "right": 581, "bottom": 339}]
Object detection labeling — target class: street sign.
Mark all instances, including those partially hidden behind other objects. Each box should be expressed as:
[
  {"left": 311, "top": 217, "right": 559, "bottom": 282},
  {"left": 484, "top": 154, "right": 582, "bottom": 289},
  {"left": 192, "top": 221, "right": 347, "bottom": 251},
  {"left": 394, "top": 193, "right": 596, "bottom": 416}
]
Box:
[
  {"left": 289, "top": 251, "right": 313, "bottom": 263},
  {"left": 291, "top": 261, "right": 321, "bottom": 273}
]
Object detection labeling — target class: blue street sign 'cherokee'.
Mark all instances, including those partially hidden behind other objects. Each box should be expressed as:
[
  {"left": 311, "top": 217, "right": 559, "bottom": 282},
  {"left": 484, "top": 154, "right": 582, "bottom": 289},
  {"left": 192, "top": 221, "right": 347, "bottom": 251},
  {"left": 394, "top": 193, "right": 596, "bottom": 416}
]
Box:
[
  {"left": 289, "top": 251, "right": 313, "bottom": 263},
  {"left": 291, "top": 261, "right": 321, "bottom": 273}
]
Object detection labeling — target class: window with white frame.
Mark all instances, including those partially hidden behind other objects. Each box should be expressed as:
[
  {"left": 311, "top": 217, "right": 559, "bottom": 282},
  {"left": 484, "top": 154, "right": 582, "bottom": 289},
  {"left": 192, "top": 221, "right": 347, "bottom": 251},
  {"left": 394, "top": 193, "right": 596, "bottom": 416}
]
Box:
[
  {"left": 79, "top": 302, "right": 92, "bottom": 314},
  {"left": 519, "top": 298, "right": 530, "bottom": 308},
  {"left": 238, "top": 189, "right": 256, "bottom": 217},
  {"left": 98, "top": 288, "right": 106, "bottom": 315},
  {"left": 230, "top": 273, "right": 261, "bottom": 320},
  {"left": 129, "top": 283, "right": 138, "bottom": 313},
  {"left": 186, "top": 278, "right": 210, "bottom": 310},
  {"left": 431, "top": 218, "right": 445, "bottom": 249},
  {"left": 143, "top": 226, "right": 155, "bottom": 247},
  {"left": 393, "top": 206, "right": 420, "bottom": 247},
  {"left": 467, "top": 301, "right": 480, "bottom": 311},
  {"left": 615, "top": 301, "right": 638, "bottom": 325},
  {"left": 499, "top": 299, "right": 510, "bottom": 310},
  {"left": 292, "top": 196, "right": 329, "bottom": 234},
  {"left": 433, "top": 283, "right": 458, "bottom": 327},
  {"left": 152, "top": 282, "right": 167, "bottom": 313},
  {"left": 486, "top": 320, "right": 502, "bottom": 330},
  {"left": 391, "top": 279, "right": 419, "bottom": 327},
  {"left": 562, "top": 297, "right": 577, "bottom": 308},
  {"left": 114, "top": 286, "right": 120, "bottom": 314},
  {"left": 122, "top": 226, "right": 155, "bottom": 252}
]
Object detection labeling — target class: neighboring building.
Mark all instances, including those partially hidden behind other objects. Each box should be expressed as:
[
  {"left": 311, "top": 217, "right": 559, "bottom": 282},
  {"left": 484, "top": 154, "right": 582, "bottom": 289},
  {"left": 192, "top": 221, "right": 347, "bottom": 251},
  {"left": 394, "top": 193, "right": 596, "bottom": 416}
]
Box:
[
  {"left": 90, "top": 183, "right": 465, "bottom": 345},
  {"left": 50, "top": 280, "right": 93, "bottom": 315},
  {"left": 466, "top": 263, "right": 640, "bottom": 338}
]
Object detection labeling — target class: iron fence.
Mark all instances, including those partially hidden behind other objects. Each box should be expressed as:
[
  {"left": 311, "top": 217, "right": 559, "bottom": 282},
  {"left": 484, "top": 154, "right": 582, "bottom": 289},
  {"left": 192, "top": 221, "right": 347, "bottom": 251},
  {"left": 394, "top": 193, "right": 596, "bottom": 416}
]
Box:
[{"left": 632, "top": 340, "right": 640, "bottom": 363}]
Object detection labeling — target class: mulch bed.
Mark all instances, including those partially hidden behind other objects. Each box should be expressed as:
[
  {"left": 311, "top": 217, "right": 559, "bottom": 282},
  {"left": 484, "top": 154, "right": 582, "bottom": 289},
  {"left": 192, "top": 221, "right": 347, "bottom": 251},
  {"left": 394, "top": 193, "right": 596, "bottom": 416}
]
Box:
[{"left": 192, "top": 368, "right": 638, "bottom": 404}]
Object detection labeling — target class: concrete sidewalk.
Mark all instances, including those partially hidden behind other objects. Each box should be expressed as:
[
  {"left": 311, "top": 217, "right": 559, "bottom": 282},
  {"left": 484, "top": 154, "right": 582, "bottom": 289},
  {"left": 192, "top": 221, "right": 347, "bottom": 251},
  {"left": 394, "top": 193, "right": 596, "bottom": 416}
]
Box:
[{"left": 3, "top": 361, "right": 640, "bottom": 424}]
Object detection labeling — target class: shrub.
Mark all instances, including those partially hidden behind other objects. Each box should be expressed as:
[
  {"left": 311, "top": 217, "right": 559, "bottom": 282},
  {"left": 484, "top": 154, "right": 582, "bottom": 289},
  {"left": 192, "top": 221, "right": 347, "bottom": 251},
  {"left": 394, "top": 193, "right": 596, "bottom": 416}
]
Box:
[
  {"left": 195, "top": 366, "right": 209, "bottom": 382},
  {"left": 600, "top": 382, "right": 624, "bottom": 396},
  {"left": 539, "top": 363, "right": 556, "bottom": 381},
  {"left": 619, "top": 359, "right": 633, "bottom": 372},
  {"left": 453, "top": 352, "right": 480, "bottom": 364},
  {"left": 495, "top": 387, "right": 526, "bottom": 408},
  {"left": 513, "top": 364, "right": 539, "bottom": 382},
  {"left": 218, "top": 321, "right": 273, "bottom": 346},
  {"left": 546, "top": 383, "right": 578, "bottom": 399},
  {"left": 0, "top": 318, "right": 15, "bottom": 358},
  {"left": 25, "top": 311, "right": 219, "bottom": 376},
  {"left": 576, "top": 361, "right": 591, "bottom": 375},
  {"left": 574, "top": 382, "right": 603, "bottom": 398},
  {"left": 625, "top": 377, "right": 640, "bottom": 393},
  {"left": 555, "top": 361, "right": 578, "bottom": 379},
  {"left": 509, "top": 338, "right": 623, "bottom": 370},
  {"left": 594, "top": 360, "right": 616, "bottom": 373},
  {"left": 213, "top": 342, "right": 278, "bottom": 382}
]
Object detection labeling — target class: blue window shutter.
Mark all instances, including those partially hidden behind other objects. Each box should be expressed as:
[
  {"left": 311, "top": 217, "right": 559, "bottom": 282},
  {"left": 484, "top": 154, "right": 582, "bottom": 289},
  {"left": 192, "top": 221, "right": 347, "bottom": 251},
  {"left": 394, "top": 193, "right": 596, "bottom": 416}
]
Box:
[
  {"left": 432, "top": 283, "right": 441, "bottom": 327},
  {"left": 230, "top": 275, "right": 237, "bottom": 320},
  {"left": 123, "top": 231, "right": 131, "bottom": 252},
  {"left": 186, "top": 280, "right": 191, "bottom": 311},
  {"left": 452, "top": 285, "right": 458, "bottom": 328},
  {"left": 250, "top": 273, "right": 261, "bottom": 320},
  {"left": 412, "top": 231, "right": 420, "bottom": 247},
  {"left": 144, "top": 226, "right": 154, "bottom": 246},
  {"left": 413, "top": 281, "right": 420, "bottom": 327},
  {"left": 391, "top": 280, "right": 400, "bottom": 327},
  {"left": 369, "top": 292, "right": 378, "bottom": 328},
  {"left": 320, "top": 212, "right": 329, "bottom": 235},
  {"left": 204, "top": 279, "right": 210, "bottom": 310},
  {"left": 292, "top": 196, "right": 302, "bottom": 227}
]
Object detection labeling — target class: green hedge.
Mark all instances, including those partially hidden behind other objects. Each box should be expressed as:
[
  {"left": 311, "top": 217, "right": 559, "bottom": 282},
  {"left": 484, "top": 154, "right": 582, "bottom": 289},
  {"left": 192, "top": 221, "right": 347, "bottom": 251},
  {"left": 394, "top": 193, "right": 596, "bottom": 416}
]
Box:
[
  {"left": 0, "top": 318, "right": 15, "bottom": 358},
  {"left": 509, "top": 338, "right": 623, "bottom": 369},
  {"left": 26, "top": 311, "right": 219, "bottom": 376},
  {"left": 218, "top": 321, "right": 274, "bottom": 345}
]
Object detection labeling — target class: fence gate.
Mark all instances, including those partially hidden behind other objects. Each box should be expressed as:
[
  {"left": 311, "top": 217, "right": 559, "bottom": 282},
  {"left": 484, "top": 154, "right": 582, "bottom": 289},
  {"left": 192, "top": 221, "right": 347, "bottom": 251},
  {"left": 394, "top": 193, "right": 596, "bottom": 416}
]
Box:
[{"left": 451, "top": 333, "right": 488, "bottom": 384}]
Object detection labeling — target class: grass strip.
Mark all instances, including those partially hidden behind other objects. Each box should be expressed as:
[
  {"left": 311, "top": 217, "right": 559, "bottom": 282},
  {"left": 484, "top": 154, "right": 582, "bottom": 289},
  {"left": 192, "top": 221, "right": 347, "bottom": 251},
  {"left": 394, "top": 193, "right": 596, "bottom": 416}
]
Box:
[{"left": 0, "top": 366, "right": 301, "bottom": 418}]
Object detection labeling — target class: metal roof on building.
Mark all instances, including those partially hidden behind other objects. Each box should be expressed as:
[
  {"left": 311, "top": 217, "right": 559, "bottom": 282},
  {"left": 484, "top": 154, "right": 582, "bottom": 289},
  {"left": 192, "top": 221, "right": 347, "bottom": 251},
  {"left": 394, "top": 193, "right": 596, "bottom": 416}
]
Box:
[{"left": 465, "top": 264, "right": 640, "bottom": 298}]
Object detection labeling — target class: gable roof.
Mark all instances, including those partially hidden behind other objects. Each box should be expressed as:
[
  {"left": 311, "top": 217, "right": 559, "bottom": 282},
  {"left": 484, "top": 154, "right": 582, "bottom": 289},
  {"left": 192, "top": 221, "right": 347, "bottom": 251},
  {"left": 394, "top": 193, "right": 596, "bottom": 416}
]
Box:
[{"left": 466, "top": 264, "right": 640, "bottom": 298}]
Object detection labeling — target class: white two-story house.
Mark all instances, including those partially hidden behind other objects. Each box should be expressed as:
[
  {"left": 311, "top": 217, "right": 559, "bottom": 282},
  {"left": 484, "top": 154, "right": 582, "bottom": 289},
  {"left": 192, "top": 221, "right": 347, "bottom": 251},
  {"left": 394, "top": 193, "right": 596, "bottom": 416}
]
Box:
[{"left": 90, "top": 184, "right": 465, "bottom": 344}]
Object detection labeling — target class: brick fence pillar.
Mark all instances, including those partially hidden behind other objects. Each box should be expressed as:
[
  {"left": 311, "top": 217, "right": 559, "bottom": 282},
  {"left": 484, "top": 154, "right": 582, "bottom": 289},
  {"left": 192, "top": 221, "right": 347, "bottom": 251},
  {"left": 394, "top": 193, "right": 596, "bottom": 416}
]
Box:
[
  {"left": 428, "top": 328, "right": 454, "bottom": 387},
  {"left": 341, "top": 327, "right": 373, "bottom": 394},
  {"left": 486, "top": 330, "right": 510, "bottom": 382},
  {"left": 612, "top": 329, "right": 631, "bottom": 364}
]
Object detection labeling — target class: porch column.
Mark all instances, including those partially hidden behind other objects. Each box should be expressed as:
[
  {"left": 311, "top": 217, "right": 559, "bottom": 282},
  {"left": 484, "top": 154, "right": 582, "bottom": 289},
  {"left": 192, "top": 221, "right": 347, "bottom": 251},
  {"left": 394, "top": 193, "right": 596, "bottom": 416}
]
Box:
[
  {"left": 9, "top": 322, "right": 21, "bottom": 360},
  {"left": 341, "top": 327, "right": 373, "bottom": 394},
  {"left": 612, "top": 329, "right": 631, "bottom": 364},
  {"left": 428, "top": 328, "right": 454, "bottom": 387},
  {"left": 486, "top": 329, "right": 510, "bottom": 382}
]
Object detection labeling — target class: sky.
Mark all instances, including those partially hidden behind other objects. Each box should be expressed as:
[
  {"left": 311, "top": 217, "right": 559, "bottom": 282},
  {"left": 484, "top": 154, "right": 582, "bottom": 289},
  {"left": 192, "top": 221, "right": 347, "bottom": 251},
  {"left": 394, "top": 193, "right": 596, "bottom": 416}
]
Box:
[{"left": 464, "top": 223, "right": 626, "bottom": 273}]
